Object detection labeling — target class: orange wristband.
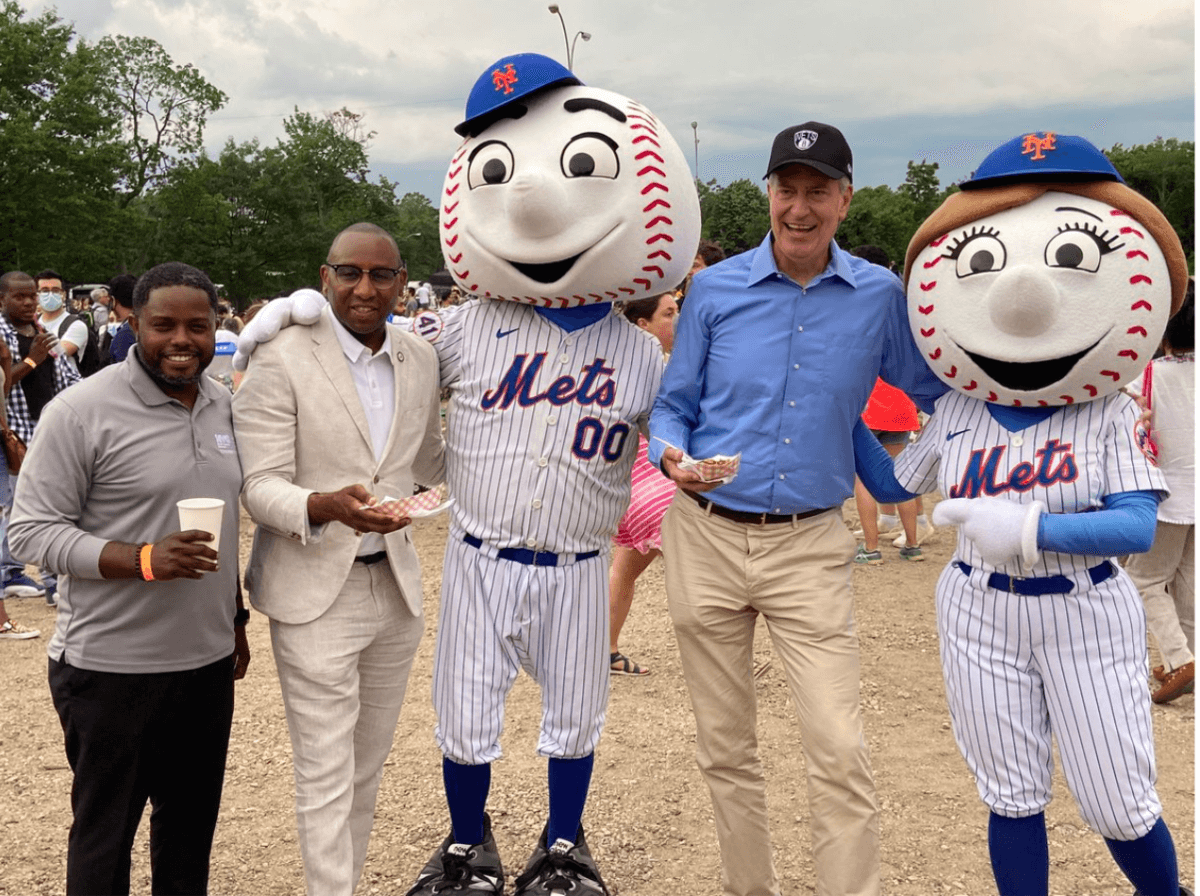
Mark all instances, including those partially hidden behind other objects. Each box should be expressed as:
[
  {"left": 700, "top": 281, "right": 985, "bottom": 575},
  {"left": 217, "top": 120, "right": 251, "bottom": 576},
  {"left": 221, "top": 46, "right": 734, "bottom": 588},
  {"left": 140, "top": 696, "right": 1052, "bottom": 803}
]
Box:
[
  {"left": 22, "top": 358, "right": 36, "bottom": 370},
  {"left": 139, "top": 543, "right": 155, "bottom": 581}
]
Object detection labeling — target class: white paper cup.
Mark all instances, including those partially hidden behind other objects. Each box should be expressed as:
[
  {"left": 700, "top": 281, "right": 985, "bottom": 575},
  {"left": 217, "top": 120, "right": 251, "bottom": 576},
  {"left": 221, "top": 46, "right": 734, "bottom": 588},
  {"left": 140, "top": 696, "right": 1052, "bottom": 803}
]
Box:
[{"left": 177, "top": 498, "right": 225, "bottom": 552}]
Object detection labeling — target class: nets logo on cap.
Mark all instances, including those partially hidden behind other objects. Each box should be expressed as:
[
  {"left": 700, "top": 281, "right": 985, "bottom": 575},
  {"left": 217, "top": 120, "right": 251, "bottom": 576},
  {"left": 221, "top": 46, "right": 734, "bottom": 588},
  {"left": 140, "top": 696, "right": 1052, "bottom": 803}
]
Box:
[
  {"left": 1021, "top": 132, "right": 1057, "bottom": 161},
  {"left": 794, "top": 130, "right": 818, "bottom": 151},
  {"left": 491, "top": 63, "right": 519, "bottom": 95}
]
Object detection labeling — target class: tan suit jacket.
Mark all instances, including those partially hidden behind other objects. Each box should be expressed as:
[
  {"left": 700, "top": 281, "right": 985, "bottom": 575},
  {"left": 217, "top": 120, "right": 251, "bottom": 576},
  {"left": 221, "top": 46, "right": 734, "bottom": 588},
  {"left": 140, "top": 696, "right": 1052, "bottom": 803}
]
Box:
[{"left": 232, "top": 312, "right": 445, "bottom": 624}]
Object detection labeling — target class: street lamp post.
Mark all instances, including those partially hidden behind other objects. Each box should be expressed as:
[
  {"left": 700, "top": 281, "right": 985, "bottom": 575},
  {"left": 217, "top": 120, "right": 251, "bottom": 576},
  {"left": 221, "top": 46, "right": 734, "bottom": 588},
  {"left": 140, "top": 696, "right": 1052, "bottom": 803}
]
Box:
[
  {"left": 400, "top": 232, "right": 421, "bottom": 281},
  {"left": 548, "top": 5, "right": 590, "bottom": 70},
  {"left": 570, "top": 30, "right": 591, "bottom": 69},
  {"left": 691, "top": 121, "right": 699, "bottom": 181}
]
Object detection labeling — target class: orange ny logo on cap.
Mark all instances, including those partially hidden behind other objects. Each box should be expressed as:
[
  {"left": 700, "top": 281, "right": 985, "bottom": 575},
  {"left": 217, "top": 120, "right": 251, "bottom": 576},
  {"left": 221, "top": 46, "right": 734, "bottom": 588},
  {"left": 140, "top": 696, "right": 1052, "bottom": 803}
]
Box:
[
  {"left": 1021, "top": 132, "right": 1058, "bottom": 161},
  {"left": 491, "top": 64, "right": 519, "bottom": 94}
]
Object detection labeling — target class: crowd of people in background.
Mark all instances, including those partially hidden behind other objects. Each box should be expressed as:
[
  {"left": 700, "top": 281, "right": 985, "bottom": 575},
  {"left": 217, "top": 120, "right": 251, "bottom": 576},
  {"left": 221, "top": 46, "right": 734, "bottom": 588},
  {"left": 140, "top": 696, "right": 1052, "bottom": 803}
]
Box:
[{"left": 0, "top": 168, "right": 1192, "bottom": 896}]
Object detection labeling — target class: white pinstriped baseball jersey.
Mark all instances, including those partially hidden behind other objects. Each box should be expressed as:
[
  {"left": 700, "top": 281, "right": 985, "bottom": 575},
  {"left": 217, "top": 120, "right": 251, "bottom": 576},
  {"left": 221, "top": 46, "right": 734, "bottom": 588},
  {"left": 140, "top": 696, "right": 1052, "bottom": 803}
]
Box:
[
  {"left": 435, "top": 300, "right": 664, "bottom": 554},
  {"left": 894, "top": 390, "right": 1167, "bottom": 576}
]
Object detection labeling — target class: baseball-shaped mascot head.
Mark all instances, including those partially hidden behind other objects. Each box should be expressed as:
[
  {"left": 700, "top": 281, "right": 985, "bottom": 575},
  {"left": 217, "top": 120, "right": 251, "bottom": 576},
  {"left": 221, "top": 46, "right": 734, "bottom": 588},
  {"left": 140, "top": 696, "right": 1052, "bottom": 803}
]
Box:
[
  {"left": 904, "top": 132, "right": 1188, "bottom": 407},
  {"left": 440, "top": 53, "right": 701, "bottom": 306}
]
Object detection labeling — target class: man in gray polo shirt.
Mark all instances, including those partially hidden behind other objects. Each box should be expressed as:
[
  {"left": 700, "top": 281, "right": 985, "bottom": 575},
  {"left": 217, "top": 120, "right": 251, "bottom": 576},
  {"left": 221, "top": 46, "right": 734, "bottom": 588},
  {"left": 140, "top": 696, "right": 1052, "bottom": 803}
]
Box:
[{"left": 10, "top": 261, "right": 249, "bottom": 896}]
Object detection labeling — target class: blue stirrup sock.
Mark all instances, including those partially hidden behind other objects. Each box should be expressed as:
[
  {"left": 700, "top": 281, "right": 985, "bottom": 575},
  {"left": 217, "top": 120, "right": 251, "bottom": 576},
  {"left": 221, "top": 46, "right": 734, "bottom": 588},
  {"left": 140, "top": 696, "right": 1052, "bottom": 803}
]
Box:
[
  {"left": 989, "top": 812, "right": 1049, "bottom": 896},
  {"left": 443, "top": 757, "right": 491, "bottom": 846},
  {"left": 1105, "top": 818, "right": 1179, "bottom": 896},
  {"left": 547, "top": 754, "right": 595, "bottom": 846}
]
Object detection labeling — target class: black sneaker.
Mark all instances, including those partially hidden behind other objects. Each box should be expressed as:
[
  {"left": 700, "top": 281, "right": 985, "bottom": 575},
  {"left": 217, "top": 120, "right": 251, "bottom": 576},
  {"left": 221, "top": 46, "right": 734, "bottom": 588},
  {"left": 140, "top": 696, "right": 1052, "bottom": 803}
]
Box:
[
  {"left": 406, "top": 814, "right": 503, "bottom": 895},
  {"left": 513, "top": 825, "right": 608, "bottom": 896}
]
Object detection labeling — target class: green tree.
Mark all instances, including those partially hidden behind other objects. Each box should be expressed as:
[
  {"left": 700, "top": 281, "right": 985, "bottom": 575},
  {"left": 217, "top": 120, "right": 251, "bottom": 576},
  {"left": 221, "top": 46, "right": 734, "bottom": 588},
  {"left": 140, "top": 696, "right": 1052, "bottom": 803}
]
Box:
[
  {"left": 0, "top": 0, "right": 126, "bottom": 276},
  {"left": 1106, "top": 138, "right": 1194, "bottom": 269},
  {"left": 897, "top": 160, "right": 942, "bottom": 223},
  {"left": 837, "top": 163, "right": 958, "bottom": 271},
  {"left": 98, "top": 33, "right": 228, "bottom": 205},
  {"left": 392, "top": 192, "right": 441, "bottom": 281},
  {"left": 136, "top": 108, "right": 412, "bottom": 301},
  {"left": 700, "top": 178, "right": 769, "bottom": 254},
  {"left": 836, "top": 184, "right": 914, "bottom": 268}
]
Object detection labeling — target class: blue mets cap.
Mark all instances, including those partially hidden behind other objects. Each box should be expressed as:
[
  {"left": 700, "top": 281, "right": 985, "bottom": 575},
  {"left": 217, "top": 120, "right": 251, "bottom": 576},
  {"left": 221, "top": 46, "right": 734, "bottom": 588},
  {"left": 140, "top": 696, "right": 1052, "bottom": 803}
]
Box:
[
  {"left": 455, "top": 53, "right": 582, "bottom": 137},
  {"left": 961, "top": 132, "right": 1125, "bottom": 190}
]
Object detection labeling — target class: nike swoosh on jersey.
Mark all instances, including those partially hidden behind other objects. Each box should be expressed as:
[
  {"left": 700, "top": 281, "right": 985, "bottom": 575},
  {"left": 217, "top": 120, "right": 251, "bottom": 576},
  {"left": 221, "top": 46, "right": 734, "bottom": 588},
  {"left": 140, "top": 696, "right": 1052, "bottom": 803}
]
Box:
[
  {"left": 496, "top": 327, "right": 519, "bottom": 338},
  {"left": 946, "top": 429, "right": 972, "bottom": 441}
]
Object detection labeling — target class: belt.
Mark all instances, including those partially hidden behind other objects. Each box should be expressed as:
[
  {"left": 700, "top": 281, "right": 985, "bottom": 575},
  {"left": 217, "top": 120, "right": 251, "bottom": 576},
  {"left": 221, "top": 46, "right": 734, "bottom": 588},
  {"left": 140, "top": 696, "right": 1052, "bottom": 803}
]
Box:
[
  {"left": 683, "top": 488, "right": 833, "bottom": 525},
  {"left": 954, "top": 560, "right": 1115, "bottom": 596},
  {"left": 462, "top": 534, "right": 600, "bottom": 567},
  {"left": 354, "top": 551, "right": 389, "bottom": 566}
]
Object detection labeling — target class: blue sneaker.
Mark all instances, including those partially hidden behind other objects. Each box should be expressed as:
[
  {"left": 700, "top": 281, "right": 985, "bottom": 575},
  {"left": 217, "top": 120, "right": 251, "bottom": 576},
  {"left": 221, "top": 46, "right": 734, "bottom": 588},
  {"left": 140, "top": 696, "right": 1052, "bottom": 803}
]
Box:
[{"left": 4, "top": 572, "right": 44, "bottom": 598}]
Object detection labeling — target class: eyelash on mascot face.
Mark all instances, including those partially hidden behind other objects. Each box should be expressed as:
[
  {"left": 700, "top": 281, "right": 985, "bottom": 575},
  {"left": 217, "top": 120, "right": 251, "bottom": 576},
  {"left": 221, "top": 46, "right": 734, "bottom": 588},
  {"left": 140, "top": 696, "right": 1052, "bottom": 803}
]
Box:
[
  {"left": 941, "top": 225, "right": 1006, "bottom": 278},
  {"left": 1043, "top": 221, "right": 1123, "bottom": 273},
  {"left": 939, "top": 216, "right": 1128, "bottom": 279},
  {"left": 466, "top": 133, "right": 622, "bottom": 190}
]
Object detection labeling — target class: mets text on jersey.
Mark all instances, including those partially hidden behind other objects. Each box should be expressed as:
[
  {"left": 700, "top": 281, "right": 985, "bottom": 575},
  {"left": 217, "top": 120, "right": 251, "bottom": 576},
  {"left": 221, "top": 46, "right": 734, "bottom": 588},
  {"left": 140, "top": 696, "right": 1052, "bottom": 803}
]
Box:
[
  {"left": 481, "top": 354, "right": 617, "bottom": 410},
  {"left": 948, "top": 439, "right": 1079, "bottom": 498}
]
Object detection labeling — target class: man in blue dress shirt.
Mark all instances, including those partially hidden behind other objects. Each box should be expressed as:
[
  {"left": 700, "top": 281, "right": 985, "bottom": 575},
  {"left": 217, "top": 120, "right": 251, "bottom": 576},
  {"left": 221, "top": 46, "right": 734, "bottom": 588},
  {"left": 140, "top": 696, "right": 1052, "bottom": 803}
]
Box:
[{"left": 649, "top": 122, "right": 945, "bottom": 896}]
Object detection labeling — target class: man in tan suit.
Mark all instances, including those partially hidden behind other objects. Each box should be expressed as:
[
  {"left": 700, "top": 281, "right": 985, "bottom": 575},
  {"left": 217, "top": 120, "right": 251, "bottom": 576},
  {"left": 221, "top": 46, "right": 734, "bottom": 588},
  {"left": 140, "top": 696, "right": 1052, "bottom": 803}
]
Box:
[{"left": 233, "top": 223, "right": 445, "bottom": 896}]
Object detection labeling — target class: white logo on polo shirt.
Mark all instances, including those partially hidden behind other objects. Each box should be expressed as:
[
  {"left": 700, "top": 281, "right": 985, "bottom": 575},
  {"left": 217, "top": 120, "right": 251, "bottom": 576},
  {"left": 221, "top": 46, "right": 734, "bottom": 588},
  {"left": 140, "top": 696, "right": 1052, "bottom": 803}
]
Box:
[{"left": 214, "top": 433, "right": 236, "bottom": 453}]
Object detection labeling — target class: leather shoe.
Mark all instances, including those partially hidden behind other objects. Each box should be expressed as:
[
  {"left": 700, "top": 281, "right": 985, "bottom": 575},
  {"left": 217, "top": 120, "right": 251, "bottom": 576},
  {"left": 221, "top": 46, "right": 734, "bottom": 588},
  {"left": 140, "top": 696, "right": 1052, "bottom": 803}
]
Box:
[{"left": 1152, "top": 661, "right": 1195, "bottom": 705}]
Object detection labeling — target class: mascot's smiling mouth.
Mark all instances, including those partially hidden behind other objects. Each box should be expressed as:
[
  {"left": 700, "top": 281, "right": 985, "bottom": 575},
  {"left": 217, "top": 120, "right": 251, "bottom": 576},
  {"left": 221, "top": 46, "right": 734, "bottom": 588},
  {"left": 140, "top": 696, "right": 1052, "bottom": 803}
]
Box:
[
  {"left": 962, "top": 335, "right": 1105, "bottom": 392},
  {"left": 501, "top": 225, "right": 620, "bottom": 286},
  {"left": 508, "top": 252, "right": 584, "bottom": 284}
]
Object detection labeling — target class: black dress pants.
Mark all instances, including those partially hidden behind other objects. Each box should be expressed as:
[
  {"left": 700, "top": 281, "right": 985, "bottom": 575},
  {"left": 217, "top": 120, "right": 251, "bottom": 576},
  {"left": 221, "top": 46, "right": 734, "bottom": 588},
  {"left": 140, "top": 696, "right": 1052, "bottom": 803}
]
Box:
[{"left": 48, "top": 654, "right": 235, "bottom": 895}]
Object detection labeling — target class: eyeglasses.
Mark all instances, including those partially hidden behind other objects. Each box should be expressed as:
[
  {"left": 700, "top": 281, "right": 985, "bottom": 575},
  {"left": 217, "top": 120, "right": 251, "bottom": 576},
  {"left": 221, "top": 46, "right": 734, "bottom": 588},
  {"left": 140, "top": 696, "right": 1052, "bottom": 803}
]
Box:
[{"left": 324, "top": 263, "right": 404, "bottom": 287}]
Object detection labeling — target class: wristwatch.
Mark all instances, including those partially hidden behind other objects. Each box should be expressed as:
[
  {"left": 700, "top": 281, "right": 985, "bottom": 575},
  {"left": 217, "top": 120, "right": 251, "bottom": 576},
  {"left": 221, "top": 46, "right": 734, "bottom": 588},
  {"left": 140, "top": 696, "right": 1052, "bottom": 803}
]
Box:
[{"left": 234, "top": 608, "right": 250, "bottom": 627}]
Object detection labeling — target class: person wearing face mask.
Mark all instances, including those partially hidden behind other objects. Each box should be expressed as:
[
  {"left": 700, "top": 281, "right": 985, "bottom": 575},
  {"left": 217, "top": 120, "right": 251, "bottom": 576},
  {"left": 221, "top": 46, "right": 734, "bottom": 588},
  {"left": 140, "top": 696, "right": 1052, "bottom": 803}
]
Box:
[
  {"left": 0, "top": 271, "right": 80, "bottom": 604},
  {"left": 35, "top": 270, "right": 91, "bottom": 378}
]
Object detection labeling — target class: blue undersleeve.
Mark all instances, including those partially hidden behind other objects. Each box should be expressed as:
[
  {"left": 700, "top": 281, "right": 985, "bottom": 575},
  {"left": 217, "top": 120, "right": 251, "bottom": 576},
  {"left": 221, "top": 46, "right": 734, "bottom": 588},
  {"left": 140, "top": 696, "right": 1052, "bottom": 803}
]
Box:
[
  {"left": 1037, "top": 490, "right": 1159, "bottom": 556},
  {"left": 852, "top": 419, "right": 918, "bottom": 504}
]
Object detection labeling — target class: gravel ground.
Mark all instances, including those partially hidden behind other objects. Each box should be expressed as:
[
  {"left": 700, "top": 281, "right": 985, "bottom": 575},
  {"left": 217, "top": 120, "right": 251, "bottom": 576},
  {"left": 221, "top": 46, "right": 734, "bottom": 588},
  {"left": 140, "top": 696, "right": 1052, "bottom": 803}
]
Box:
[{"left": 0, "top": 503, "right": 1192, "bottom": 895}]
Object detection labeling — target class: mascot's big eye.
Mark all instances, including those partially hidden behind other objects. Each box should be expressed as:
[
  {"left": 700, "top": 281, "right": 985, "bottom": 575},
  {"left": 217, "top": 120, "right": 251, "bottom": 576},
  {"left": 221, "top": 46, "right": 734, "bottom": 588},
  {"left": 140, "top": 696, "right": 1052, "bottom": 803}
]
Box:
[
  {"left": 944, "top": 227, "right": 1006, "bottom": 278},
  {"left": 467, "top": 141, "right": 515, "bottom": 189},
  {"left": 1043, "top": 225, "right": 1118, "bottom": 273},
  {"left": 560, "top": 133, "right": 619, "bottom": 179}
]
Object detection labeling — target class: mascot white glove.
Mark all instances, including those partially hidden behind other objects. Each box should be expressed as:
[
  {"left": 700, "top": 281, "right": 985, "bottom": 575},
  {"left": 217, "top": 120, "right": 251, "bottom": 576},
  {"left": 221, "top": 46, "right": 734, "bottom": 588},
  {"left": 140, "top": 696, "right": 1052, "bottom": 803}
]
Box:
[
  {"left": 232, "top": 289, "right": 325, "bottom": 371},
  {"left": 932, "top": 497, "right": 1045, "bottom": 570}
]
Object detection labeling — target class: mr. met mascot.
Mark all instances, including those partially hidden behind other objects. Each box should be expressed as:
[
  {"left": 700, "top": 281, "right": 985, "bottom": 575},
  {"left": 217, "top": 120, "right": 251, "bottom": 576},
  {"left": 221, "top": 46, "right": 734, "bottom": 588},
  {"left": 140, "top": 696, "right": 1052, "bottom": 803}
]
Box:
[{"left": 236, "top": 53, "right": 700, "bottom": 896}]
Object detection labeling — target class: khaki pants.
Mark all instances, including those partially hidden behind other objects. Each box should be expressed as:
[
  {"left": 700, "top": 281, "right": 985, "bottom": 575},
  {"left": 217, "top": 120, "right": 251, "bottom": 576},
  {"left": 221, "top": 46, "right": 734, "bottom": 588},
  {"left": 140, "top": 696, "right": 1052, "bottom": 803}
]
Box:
[
  {"left": 1125, "top": 520, "right": 1195, "bottom": 670},
  {"left": 270, "top": 562, "right": 424, "bottom": 896},
  {"left": 661, "top": 491, "right": 880, "bottom": 896}
]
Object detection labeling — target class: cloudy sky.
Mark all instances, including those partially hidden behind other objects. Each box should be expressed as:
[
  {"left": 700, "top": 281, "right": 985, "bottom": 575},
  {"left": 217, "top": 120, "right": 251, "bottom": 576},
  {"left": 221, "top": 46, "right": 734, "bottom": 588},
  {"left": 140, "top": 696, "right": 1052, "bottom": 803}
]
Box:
[{"left": 30, "top": 0, "right": 1195, "bottom": 202}]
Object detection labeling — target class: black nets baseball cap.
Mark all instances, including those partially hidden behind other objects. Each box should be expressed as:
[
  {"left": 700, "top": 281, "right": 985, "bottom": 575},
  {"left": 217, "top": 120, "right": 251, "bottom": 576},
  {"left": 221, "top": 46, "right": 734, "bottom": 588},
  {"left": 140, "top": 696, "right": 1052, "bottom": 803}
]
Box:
[{"left": 764, "top": 122, "right": 853, "bottom": 183}]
